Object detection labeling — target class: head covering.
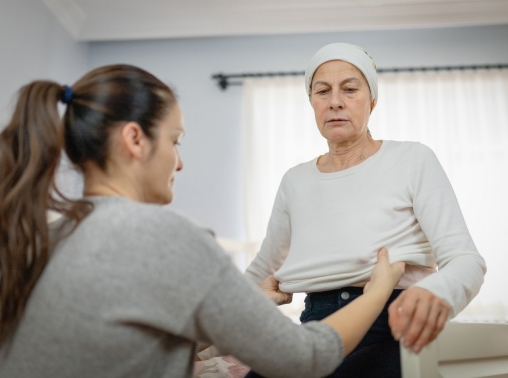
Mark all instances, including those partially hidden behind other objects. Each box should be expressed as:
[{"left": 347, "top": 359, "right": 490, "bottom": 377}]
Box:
[{"left": 305, "top": 43, "right": 378, "bottom": 101}]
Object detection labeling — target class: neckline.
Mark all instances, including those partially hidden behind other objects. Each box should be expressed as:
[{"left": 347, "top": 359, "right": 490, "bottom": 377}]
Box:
[{"left": 311, "top": 140, "right": 389, "bottom": 180}]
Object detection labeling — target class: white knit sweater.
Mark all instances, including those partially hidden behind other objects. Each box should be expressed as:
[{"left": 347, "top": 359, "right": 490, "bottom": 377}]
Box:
[{"left": 245, "top": 140, "right": 486, "bottom": 317}]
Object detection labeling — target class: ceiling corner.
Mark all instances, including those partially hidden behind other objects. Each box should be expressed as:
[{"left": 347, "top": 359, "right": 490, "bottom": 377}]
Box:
[{"left": 42, "top": 0, "right": 86, "bottom": 40}]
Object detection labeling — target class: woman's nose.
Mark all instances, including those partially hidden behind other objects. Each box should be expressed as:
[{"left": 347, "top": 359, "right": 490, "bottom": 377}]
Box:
[
  {"left": 329, "top": 90, "right": 344, "bottom": 109},
  {"left": 176, "top": 151, "right": 184, "bottom": 171}
]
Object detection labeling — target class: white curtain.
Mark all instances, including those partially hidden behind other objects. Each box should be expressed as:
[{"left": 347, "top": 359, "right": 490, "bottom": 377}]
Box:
[
  {"left": 242, "top": 77, "right": 325, "bottom": 242},
  {"left": 242, "top": 69, "right": 508, "bottom": 322}
]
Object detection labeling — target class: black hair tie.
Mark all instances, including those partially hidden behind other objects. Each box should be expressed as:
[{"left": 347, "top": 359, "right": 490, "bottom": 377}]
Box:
[{"left": 62, "top": 85, "right": 73, "bottom": 105}]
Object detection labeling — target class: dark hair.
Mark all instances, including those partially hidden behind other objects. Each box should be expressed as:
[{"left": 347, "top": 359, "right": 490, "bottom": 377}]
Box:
[{"left": 0, "top": 64, "right": 177, "bottom": 343}]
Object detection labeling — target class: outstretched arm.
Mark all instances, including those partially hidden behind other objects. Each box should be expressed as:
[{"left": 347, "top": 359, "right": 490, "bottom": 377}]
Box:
[{"left": 388, "top": 144, "right": 487, "bottom": 353}]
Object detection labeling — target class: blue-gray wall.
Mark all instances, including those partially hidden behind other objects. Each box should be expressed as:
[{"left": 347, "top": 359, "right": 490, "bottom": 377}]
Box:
[{"left": 0, "top": 0, "right": 89, "bottom": 124}]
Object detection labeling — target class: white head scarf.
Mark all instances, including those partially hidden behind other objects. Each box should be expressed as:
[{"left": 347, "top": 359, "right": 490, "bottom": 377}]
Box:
[{"left": 305, "top": 43, "right": 378, "bottom": 101}]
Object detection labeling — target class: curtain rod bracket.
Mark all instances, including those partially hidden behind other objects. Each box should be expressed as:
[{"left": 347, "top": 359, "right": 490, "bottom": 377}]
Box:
[{"left": 215, "top": 74, "right": 228, "bottom": 90}]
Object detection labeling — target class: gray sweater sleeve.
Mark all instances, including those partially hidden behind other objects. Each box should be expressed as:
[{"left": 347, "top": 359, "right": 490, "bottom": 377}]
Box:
[
  {"left": 190, "top": 260, "right": 343, "bottom": 377},
  {"left": 173, "top": 225, "right": 344, "bottom": 377}
]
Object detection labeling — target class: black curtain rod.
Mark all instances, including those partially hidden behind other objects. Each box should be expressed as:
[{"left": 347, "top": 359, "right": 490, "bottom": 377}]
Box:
[{"left": 212, "top": 63, "right": 508, "bottom": 90}]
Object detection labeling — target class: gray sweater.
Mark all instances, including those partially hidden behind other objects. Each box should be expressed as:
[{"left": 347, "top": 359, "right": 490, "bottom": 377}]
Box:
[{"left": 0, "top": 196, "right": 343, "bottom": 378}]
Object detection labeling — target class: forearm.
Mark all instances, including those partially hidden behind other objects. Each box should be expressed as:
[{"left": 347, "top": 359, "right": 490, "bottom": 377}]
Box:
[
  {"left": 413, "top": 255, "right": 486, "bottom": 317},
  {"left": 410, "top": 144, "right": 486, "bottom": 317},
  {"left": 322, "top": 289, "right": 390, "bottom": 356},
  {"left": 195, "top": 265, "right": 343, "bottom": 378}
]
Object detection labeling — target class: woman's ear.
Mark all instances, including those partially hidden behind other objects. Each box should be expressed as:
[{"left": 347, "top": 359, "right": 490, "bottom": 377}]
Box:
[
  {"left": 370, "top": 99, "right": 377, "bottom": 114},
  {"left": 119, "top": 121, "right": 150, "bottom": 160}
]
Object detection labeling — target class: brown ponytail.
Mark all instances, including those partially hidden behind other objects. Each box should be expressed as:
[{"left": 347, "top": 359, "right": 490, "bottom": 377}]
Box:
[
  {"left": 0, "top": 82, "right": 94, "bottom": 343},
  {"left": 0, "top": 83, "right": 59, "bottom": 341},
  {"left": 0, "top": 65, "right": 176, "bottom": 344}
]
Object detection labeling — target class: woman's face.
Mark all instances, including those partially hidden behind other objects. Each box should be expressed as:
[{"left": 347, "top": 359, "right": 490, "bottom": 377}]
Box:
[
  {"left": 310, "top": 60, "right": 375, "bottom": 145},
  {"left": 142, "top": 104, "right": 184, "bottom": 204}
]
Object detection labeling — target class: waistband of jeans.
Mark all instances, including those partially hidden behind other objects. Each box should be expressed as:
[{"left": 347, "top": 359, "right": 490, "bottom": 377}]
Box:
[{"left": 307, "top": 287, "right": 403, "bottom": 302}]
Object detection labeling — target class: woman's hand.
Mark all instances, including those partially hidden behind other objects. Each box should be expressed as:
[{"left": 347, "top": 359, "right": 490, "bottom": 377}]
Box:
[
  {"left": 364, "top": 248, "right": 405, "bottom": 296},
  {"left": 259, "top": 275, "right": 293, "bottom": 305},
  {"left": 322, "top": 248, "right": 404, "bottom": 356},
  {"left": 388, "top": 287, "right": 450, "bottom": 353}
]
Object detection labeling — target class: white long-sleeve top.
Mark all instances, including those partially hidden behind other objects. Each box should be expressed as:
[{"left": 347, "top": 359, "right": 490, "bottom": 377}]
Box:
[{"left": 245, "top": 140, "right": 486, "bottom": 317}]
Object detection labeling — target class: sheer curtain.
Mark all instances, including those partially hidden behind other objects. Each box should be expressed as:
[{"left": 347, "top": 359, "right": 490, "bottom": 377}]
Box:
[
  {"left": 242, "top": 77, "right": 324, "bottom": 322},
  {"left": 242, "top": 77, "right": 325, "bottom": 242},
  {"left": 242, "top": 69, "right": 508, "bottom": 322}
]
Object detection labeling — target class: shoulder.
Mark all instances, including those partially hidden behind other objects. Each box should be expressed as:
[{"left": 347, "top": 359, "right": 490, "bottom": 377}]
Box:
[
  {"left": 282, "top": 158, "right": 317, "bottom": 182},
  {"left": 80, "top": 197, "right": 225, "bottom": 264},
  {"left": 382, "top": 140, "right": 437, "bottom": 162},
  {"left": 271, "top": 159, "right": 317, "bottom": 198},
  {"left": 390, "top": 143, "right": 447, "bottom": 186},
  {"left": 405, "top": 142, "right": 440, "bottom": 167},
  {"left": 382, "top": 140, "right": 426, "bottom": 154},
  {"left": 91, "top": 197, "right": 206, "bottom": 236}
]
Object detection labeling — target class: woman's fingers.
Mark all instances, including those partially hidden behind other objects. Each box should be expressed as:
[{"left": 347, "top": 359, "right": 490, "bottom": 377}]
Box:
[
  {"left": 430, "top": 306, "right": 449, "bottom": 342},
  {"left": 275, "top": 290, "right": 291, "bottom": 305},
  {"left": 259, "top": 275, "right": 293, "bottom": 305},
  {"left": 392, "top": 261, "right": 406, "bottom": 279},
  {"left": 401, "top": 294, "right": 432, "bottom": 350},
  {"left": 366, "top": 248, "right": 405, "bottom": 294},
  {"left": 388, "top": 290, "right": 417, "bottom": 340},
  {"left": 258, "top": 275, "right": 278, "bottom": 291},
  {"left": 388, "top": 287, "right": 450, "bottom": 353},
  {"left": 281, "top": 293, "right": 293, "bottom": 305},
  {"left": 377, "top": 247, "right": 389, "bottom": 260},
  {"left": 377, "top": 247, "right": 405, "bottom": 284},
  {"left": 411, "top": 298, "right": 448, "bottom": 353}
]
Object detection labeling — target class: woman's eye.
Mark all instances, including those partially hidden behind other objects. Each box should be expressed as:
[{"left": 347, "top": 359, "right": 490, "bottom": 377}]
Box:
[{"left": 345, "top": 88, "right": 357, "bottom": 93}]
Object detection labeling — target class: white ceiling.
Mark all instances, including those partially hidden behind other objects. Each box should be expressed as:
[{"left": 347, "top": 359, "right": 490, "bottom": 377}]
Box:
[{"left": 42, "top": 0, "right": 508, "bottom": 42}]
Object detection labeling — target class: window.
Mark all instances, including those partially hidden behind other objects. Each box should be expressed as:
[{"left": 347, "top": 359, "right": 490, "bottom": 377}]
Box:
[{"left": 242, "top": 69, "right": 508, "bottom": 322}]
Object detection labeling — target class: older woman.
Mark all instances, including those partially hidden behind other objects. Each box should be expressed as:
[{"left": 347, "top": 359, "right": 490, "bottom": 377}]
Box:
[
  {"left": 0, "top": 64, "right": 406, "bottom": 378},
  {"left": 245, "top": 43, "right": 487, "bottom": 377}
]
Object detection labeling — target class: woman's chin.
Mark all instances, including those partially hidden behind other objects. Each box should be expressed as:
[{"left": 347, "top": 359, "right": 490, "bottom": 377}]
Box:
[
  {"left": 162, "top": 193, "right": 173, "bottom": 205},
  {"left": 324, "top": 129, "right": 363, "bottom": 144},
  {"left": 325, "top": 134, "right": 352, "bottom": 144},
  {"left": 148, "top": 191, "right": 173, "bottom": 205}
]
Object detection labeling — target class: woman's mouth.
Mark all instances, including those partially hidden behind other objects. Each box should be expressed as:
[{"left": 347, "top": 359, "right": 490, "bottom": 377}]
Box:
[{"left": 326, "top": 118, "right": 349, "bottom": 125}]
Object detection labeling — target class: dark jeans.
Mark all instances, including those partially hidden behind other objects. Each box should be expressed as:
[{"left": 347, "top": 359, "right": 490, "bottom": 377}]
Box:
[{"left": 245, "top": 287, "right": 402, "bottom": 378}]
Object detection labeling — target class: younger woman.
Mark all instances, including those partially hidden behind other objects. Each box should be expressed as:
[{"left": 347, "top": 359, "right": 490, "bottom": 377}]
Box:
[{"left": 0, "top": 64, "right": 404, "bottom": 378}]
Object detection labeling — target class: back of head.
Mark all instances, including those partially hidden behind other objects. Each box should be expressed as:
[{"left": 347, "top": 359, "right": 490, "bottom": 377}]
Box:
[
  {"left": 0, "top": 64, "right": 176, "bottom": 344},
  {"left": 63, "top": 65, "right": 176, "bottom": 169}
]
